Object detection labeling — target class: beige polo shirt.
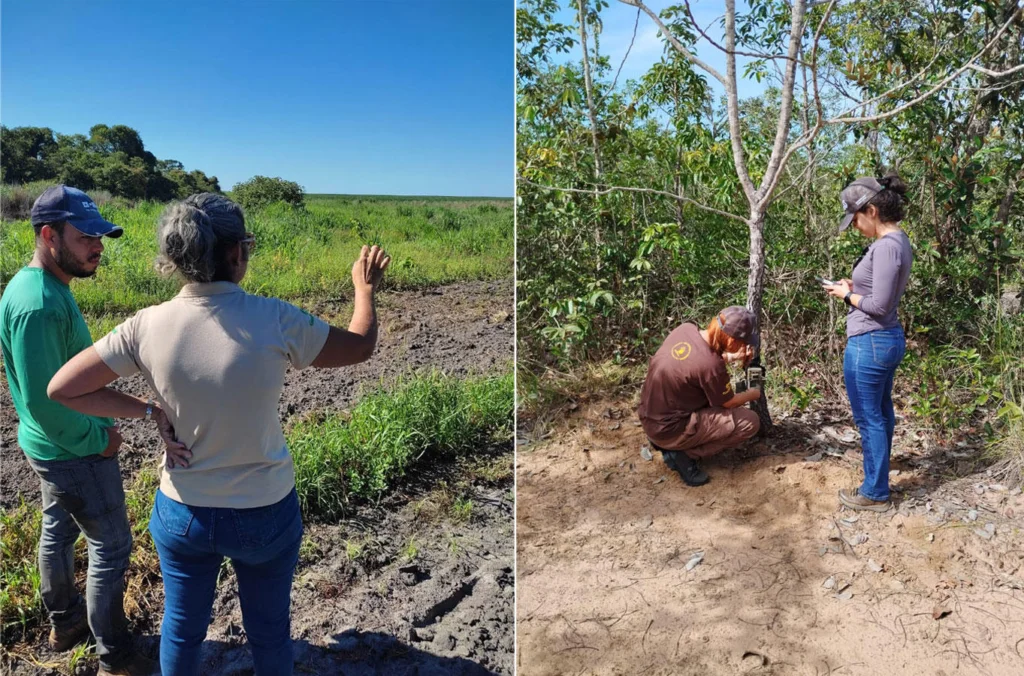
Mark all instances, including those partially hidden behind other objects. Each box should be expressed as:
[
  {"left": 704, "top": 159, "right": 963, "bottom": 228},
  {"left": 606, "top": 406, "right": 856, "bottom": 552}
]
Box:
[{"left": 94, "top": 282, "right": 329, "bottom": 508}]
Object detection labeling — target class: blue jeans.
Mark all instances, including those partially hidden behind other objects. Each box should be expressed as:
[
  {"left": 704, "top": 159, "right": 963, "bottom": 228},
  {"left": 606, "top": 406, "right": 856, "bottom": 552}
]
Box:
[
  {"left": 26, "top": 453, "right": 133, "bottom": 671},
  {"left": 149, "top": 488, "right": 303, "bottom": 676},
  {"left": 844, "top": 326, "right": 906, "bottom": 502}
]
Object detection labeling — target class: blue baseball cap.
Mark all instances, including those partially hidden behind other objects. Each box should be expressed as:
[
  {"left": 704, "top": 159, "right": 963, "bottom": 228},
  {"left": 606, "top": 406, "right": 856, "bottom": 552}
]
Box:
[{"left": 31, "top": 185, "right": 123, "bottom": 238}]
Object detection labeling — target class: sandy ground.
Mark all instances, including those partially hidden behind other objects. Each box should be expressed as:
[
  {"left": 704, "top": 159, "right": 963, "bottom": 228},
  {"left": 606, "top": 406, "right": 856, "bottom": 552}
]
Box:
[
  {"left": 1, "top": 279, "right": 514, "bottom": 675},
  {"left": 516, "top": 400, "right": 1024, "bottom": 676}
]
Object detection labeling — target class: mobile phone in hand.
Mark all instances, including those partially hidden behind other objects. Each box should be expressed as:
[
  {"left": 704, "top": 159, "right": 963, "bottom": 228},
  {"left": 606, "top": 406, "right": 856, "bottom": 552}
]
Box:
[{"left": 816, "top": 276, "right": 836, "bottom": 286}]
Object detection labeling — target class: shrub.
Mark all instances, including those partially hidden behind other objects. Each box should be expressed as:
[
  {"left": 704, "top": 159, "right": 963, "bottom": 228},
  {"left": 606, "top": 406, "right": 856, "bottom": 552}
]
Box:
[{"left": 231, "top": 176, "right": 305, "bottom": 211}]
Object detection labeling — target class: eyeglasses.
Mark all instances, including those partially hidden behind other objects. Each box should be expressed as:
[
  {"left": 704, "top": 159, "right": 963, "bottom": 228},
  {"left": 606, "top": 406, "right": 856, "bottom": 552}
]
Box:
[{"left": 239, "top": 232, "right": 256, "bottom": 251}]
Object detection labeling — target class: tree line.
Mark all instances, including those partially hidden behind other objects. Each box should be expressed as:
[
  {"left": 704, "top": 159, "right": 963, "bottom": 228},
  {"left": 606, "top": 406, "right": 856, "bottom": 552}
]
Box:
[{"left": 0, "top": 124, "right": 221, "bottom": 200}]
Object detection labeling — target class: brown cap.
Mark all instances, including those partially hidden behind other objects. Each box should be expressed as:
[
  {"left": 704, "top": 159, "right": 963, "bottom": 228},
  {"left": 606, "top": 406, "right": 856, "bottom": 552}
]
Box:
[
  {"left": 718, "top": 306, "right": 759, "bottom": 347},
  {"left": 839, "top": 177, "right": 883, "bottom": 232}
]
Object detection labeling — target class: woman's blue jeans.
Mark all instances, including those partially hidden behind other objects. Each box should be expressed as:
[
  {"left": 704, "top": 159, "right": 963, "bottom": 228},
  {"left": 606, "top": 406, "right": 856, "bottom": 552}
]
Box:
[
  {"left": 149, "top": 488, "right": 303, "bottom": 676},
  {"left": 843, "top": 326, "right": 906, "bottom": 502}
]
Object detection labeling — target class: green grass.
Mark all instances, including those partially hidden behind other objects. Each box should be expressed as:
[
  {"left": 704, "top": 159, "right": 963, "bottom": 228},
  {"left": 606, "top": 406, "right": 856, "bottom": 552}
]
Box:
[
  {"left": 0, "top": 195, "right": 512, "bottom": 326},
  {"left": 0, "top": 468, "right": 161, "bottom": 648},
  {"left": 0, "top": 501, "right": 44, "bottom": 642},
  {"left": 400, "top": 537, "right": 420, "bottom": 562},
  {"left": 414, "top": 480, "right": 478, "bottom": 524},
  {"left": 289, "top": 371, "right": 514, "bottom": 520}
]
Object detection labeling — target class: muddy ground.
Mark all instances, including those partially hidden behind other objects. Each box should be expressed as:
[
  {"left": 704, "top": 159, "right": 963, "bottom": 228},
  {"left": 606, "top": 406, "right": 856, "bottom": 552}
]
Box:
[
  {"left": 1, "top": 279, "right": 514, "bottom": 675},
  {"left": 517, "top": 400, "right": 1024, "bottom": 676}
]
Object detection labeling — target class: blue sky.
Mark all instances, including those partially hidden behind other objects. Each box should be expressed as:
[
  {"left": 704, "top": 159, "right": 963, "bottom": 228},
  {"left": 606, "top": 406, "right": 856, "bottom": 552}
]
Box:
[{"left": 1, "top": 1, "right": 513, "bottom": 197}]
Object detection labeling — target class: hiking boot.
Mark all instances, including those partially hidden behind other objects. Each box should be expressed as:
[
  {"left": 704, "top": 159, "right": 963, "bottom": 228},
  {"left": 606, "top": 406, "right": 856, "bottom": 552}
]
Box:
[
  {"left": 838, "top": 487, "right": 891, "bottom": 512},
  {"left": 664, "top": 451, "right": 709, "bottom": 487},
  {"left": 97, "top": 652, "right": 160, "bottom": 676},
  {"left": 48, "top": 613, "right": 91, "bottom": 652}
]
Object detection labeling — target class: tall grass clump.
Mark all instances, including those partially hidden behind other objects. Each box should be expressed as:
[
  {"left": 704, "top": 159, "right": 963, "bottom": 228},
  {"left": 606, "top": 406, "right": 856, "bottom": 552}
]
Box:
[
  {"left": 0, "top": 181, "right": 55, "bottom": 222},
  {"left": 0, "top": 469, "right": 162, "bottom": 647},
  {"left": 987, "top": 310, "right": 1024, "bottom": 487},
  {"left": 0, "top": 501, "right": 44, "bottom": 643},
  {"left": 289, "top": 371, "right": 514, "bottom": 520}
]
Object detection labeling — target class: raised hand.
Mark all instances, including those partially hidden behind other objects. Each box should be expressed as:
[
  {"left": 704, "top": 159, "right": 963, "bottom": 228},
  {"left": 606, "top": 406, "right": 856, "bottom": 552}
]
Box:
[{"left": 351, "top": 245, "right": 391, "bottom": 294}]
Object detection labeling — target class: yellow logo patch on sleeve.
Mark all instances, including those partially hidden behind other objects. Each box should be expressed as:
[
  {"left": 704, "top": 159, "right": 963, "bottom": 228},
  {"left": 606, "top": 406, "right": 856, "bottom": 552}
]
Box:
[{"left": 671, "top": 342, "right": 692, "bottom": 361}]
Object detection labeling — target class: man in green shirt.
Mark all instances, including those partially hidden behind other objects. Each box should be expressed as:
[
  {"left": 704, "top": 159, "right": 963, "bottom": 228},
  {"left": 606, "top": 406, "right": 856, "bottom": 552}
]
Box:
[{"left": 0, "top": 185, "right": 156, "bottom": 675}]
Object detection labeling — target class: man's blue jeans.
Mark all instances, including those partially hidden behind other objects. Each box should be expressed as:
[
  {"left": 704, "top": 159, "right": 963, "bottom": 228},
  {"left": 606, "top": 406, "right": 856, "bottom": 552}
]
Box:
[
  {"left": 149, "top": 488, "right": 303, "bottom": 676},
  {"left": 843, "top": 326, "right": 906, "bottom": 502},
  {"left": 26, "top": 453, "right": 134, "bottom": 671}
]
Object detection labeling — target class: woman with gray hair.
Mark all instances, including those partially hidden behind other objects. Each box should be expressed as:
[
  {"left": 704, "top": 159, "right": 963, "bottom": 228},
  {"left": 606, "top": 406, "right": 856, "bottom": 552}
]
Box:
[{"left": 48, "top": 193, "right": 390, "bottom": 675}]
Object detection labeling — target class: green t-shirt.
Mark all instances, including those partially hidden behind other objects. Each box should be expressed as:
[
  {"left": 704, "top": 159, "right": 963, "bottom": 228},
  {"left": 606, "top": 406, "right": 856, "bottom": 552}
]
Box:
[{"left": 0, "top": 266, "right": 112, "bottom": 461}]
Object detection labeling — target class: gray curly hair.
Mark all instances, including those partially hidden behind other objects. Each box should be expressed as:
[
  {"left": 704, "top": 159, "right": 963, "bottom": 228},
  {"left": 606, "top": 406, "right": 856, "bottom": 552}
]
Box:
[{"left": 155, "top": 193, "right": 247, "bottom": 283}]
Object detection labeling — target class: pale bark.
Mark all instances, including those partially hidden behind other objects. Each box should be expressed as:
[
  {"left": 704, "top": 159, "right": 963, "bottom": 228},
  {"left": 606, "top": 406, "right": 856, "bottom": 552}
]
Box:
[
  {"left": 619, "top": 0, "right": 728, "bottom": 85},
  {"left": 756, "top": 0, "right": 807, "bottom": 206},
  {"left": 746, "top": 210, "right": 773, "bottom": 433},
  {"left": 723, "top": 0, "right": 758, "bottom": 203},
  {"left": 578, "top": 0, "right": 603, "bottom": 179}
]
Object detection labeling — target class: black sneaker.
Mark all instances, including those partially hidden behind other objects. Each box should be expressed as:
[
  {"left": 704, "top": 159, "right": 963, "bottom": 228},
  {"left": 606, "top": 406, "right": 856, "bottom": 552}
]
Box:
[
  {"left": 660, "top": 449, "right": 709, "bottom": 486},
  {"left": 674, "top": 455, "right": 710, "bottom": 487}
]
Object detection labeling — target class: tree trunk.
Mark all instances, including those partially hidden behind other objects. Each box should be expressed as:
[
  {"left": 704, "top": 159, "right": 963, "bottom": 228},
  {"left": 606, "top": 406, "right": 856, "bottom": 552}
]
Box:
[
  {"left": 577, "top": 0, "right": 603, "bottom": 179},
  {"left": 746, "top": 210, "right": 773, "bottom": 435}
]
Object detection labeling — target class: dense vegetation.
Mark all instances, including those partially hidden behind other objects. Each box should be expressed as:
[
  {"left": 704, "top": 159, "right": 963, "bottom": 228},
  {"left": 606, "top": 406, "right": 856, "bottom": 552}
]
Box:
[
  {"left": 1, "top": 194, "right": 512, "bottom": 335},
  {"left": 517, "top": 0, "right": 1022, "bottom": 477},
  {"left": 232, "top": 175, "right": 306, "bottom": 211},
  {"left": 0, "top": 124, "right": 220, "bottom": 207}
]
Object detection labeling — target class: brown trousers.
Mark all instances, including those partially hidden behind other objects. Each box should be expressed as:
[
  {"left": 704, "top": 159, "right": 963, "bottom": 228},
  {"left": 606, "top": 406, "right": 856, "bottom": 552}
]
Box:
[{"left": 649, "top": 407, "right": 760, "bottom": 459}]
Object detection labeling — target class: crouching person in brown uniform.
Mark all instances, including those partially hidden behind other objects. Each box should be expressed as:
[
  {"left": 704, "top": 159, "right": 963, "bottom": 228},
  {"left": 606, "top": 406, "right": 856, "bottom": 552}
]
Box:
[{"left": 638, "top": 306, "right": 762, "bottom": 486}]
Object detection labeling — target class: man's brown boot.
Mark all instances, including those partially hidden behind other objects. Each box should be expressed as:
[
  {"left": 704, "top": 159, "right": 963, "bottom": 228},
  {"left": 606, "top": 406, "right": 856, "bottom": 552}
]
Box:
[
  {"left": 97, "top": 652, "right": 160, "bottom": 676},
  {"left": 839, "top": 487, "right": 892, "bottom": 512},
  {"left": 48, "top": 614, "right": 91, "bottom": 652}
]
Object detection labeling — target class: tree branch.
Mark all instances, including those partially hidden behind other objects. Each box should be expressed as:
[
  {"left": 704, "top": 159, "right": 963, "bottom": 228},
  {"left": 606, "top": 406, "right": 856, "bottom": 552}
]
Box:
[
  {"left": 831, "top": 19, "right": 974, "bottom": 118},
  {"left": 772, "top": 133, "right": 846, "bottom": 203},
  {"left": 516, "top": 176, "right": 748, "bottom": 223},
  {"left": 618, "top": 0, "right": 729, "bottom": 86},
  {"left": 603, "top": 7, "right": 641, "bottom": 98},
  {"left": 724, "top": 0, "right": 757, "bottom": 203},
  {"left": 827, "top": 6, "right": 1022, "bottom": 124},
  {"left": 809, "top": 0, "right": 837, "bottom": 128},
  {"left": 968, "top": 62, "right": 1024, "bottom": 78},
  {"left": 757, "top": 0, "right": 807, "bottom": 202},
  {"left": 682, "top": 0, "right": 816, "bottom": 67},
  {"left": 578, "top": 0, "right": 603, "bottom": 178},
  {"left": 760, "top": 0, "right": 836, "bottom": 207}
]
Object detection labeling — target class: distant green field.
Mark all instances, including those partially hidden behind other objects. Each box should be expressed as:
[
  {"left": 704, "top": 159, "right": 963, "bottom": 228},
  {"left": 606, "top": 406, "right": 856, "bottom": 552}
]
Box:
[
  {"left": 0, "top": 195, "right": 512, "bottom": 334},
  {"left": 306, "top": 194, "right": 510, "bottom": 203}
]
